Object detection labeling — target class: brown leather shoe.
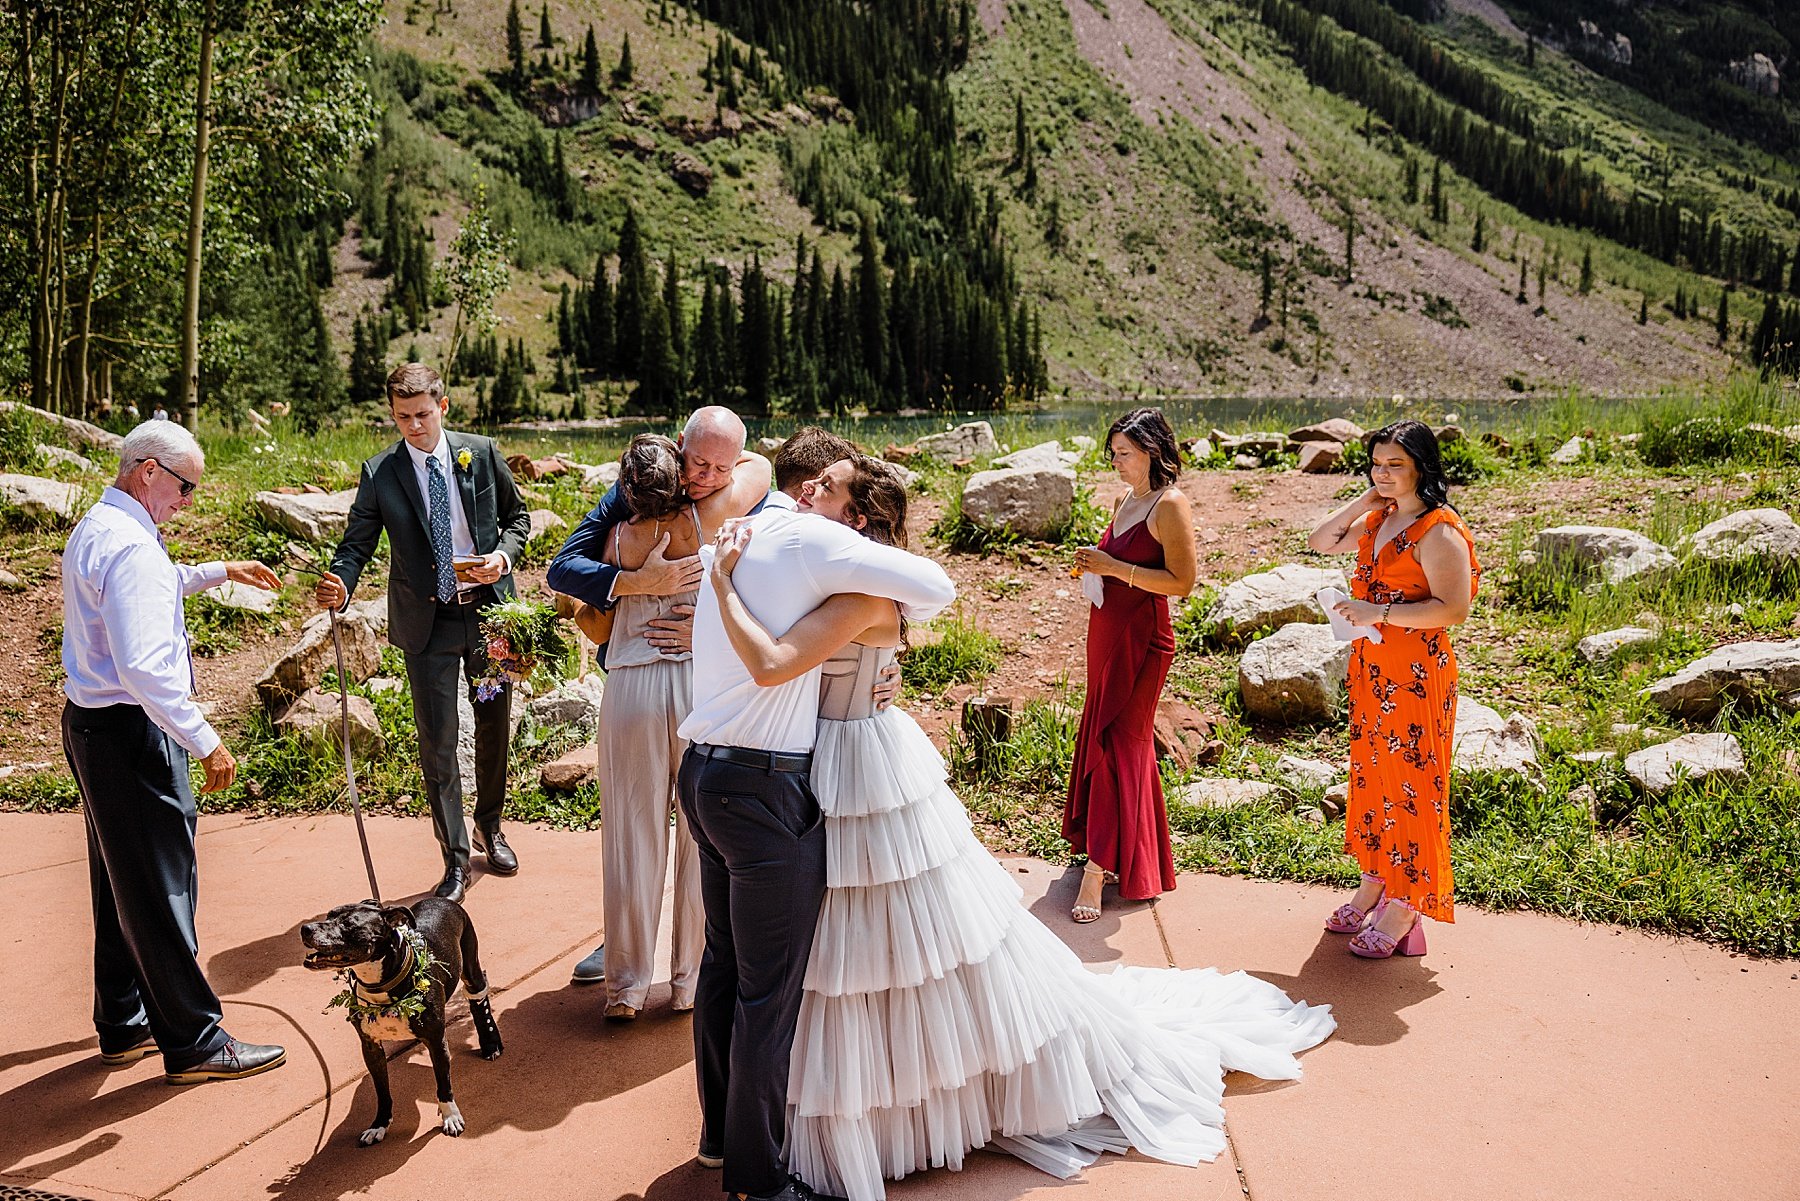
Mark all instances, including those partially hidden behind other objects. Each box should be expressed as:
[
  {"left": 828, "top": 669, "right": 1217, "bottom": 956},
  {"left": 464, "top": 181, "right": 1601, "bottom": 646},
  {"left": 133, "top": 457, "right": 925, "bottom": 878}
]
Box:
[{"left": 166, "top": 1039, "right": 285, "bottom": 1084}]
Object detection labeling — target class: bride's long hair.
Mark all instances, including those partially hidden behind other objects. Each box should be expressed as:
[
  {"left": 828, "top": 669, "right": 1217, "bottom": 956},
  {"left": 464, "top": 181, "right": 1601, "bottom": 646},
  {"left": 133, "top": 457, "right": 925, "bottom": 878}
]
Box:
[{"left": 840, "top": 456, "right": 909, "bottom": 548}]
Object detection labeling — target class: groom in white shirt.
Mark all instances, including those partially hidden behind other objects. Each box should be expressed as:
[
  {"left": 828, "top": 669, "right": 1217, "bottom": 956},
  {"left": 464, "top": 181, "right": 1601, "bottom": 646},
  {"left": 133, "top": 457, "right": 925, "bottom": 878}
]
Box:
[{"left": 676, "top": 503, "right": 953, "bottom": 1201}]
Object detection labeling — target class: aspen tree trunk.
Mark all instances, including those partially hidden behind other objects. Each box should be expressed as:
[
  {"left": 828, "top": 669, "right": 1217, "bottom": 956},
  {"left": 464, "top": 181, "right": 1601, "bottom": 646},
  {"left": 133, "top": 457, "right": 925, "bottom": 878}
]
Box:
[{"left": 179, "top": 0, "right": 217, "bottom": 430}]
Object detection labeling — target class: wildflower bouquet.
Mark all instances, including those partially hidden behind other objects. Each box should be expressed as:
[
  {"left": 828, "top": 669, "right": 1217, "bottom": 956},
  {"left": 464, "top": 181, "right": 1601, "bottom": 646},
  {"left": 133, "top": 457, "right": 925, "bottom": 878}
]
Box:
[{"left": 474, "top": 597, "right": 568, "bottom": 701}]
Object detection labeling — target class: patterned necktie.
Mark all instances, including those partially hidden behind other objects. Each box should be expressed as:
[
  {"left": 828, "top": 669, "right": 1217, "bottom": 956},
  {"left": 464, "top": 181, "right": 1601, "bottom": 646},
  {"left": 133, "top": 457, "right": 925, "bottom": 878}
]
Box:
[{"left": 427, "top": 454, "right": 456, "bottom": 602}]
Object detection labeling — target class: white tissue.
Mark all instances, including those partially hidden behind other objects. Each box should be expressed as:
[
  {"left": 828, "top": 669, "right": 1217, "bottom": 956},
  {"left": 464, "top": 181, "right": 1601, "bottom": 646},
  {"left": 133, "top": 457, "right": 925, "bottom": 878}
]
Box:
[
  {"left": 1316, "top": 586, "right": 1382, "bottom": 643},
  {"left": 1081, "top": 571, "right": 1106, "bottom": 608}
]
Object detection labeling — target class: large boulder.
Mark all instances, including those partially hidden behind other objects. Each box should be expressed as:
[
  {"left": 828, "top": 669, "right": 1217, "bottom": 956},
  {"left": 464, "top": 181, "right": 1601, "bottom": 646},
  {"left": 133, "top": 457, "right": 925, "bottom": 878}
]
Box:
[
  {"left": 580, "top": 461, "right": 621, "bottom": 491},
  {"left": 992, "top": 440, "right": 1080, "bottom": 471},
  {"left": 254, "top": 488, "right": 357, "bottom": 542},
  {"left": 200, "top": 580, "right": 281, "bottom": 616},
  {"left": 1623, "top": 733, "right": 1746, "bottom": 796},
  {"left": 529, "top": 673, "right": 606, "bottom": 732},
  {"left": 1297, "top": 441, "right": 1343, "bottom": 473},
  {"left": 255, "top": 609, "right": 382, "bottom": 709},
  {"left": 455, "top": 674, "right": 528, "bottom": 797},
  {"left": 1238, "top": 622, "right": 1352, "bottom": 724},
  {"left": 540, "top": 739, "right": 598, "bottom": 791},
  {"left": 1288, "top": 418, "right": 1365, "bottom": 445},
  {"left": 1680, "top": 509, "right": 1800, "bottom": 569},
  {"left": 1181, "top": 777, "right": 1280, "bottom": 809},
  {"left": 959, "top": 466, "right": 1074, "bottom": 541},
  {"left": 1575, "top": 625, "right": 1659, "bottom": 665},
  {"left": 916, "top": 421, "right": 999, "bottom": 462},
  {"left": 527, "top": 508, "right": 568, "bottom": 544},
  {"left": 0, "top": 400, "right": 123, "bottom": 454},
  {"left": 0, "top": 473, "right": 84, "bottom": 524},
  {"left": 1453, "top": 698, "right": 1541, "bottom": 776},
  {"left": 1517, "top": 526, "right": 1675, "bottom": 589},
  {"left": 36, "top": 444, "right": 95, "bottom": 472},
  {"left": 1199, "top": 563, "right": 1349, "bottom": 641},
  {"left": 1641, "top": 639, "right": 1800, "bottom": 720},
  {"left": 1727, "top": 53, "right": 1780, "bottom": 98},
  {"left": 274, "top": 688, "right": 385, "bottom": 757}
]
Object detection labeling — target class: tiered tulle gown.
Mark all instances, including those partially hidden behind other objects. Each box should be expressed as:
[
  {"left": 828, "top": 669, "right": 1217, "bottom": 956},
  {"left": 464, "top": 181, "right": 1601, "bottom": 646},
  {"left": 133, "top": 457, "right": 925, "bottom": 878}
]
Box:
[{"left": 787, "top": 644, "right": 1337, "bottom": 1201}]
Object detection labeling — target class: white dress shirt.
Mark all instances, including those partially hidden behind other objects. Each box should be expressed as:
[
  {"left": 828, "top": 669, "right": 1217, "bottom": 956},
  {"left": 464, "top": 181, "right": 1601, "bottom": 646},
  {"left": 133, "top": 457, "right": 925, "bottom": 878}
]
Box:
[
  {"left": 62, "top": 487, "right": 228, "bottom": 758},
  {"left": 679, "top": 508, "right": 955, "bottom": 753},
  {"left": 761, "top": 489, "right": 799, "bottom": 511},
  {"left": 404, "top": 435, "right": 476, "bottom": 560}
]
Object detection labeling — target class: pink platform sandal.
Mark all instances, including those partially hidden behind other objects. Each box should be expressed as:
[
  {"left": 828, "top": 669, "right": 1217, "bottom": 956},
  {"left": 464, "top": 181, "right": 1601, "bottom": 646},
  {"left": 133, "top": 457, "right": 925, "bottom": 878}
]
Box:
[
  {"left": 1349, "top": 904, "right": 1428, "bottom": 959},
  {"left": 1324, "top": 874, "right": 1386, "bottom": 934}
]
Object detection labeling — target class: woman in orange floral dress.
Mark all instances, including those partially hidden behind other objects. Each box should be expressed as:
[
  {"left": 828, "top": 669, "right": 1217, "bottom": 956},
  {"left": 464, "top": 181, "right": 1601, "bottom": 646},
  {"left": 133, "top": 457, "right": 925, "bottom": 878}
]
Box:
[{"left": 1306, "top": 420, "right": 1479, "bottom": 959}]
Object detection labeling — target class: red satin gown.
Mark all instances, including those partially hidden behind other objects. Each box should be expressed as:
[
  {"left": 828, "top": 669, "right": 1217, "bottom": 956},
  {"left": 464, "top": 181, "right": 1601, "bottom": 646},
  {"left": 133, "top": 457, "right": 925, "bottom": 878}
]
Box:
[{"left": 1063, "top": 508, "right": 1178, "bottom": 901}]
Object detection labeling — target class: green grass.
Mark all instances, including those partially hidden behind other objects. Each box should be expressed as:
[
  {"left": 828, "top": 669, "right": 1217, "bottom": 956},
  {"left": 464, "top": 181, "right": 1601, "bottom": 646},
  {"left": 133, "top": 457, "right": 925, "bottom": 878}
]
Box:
[{"left": 902, "top": 609, "right": 1005, "bottom": 699}]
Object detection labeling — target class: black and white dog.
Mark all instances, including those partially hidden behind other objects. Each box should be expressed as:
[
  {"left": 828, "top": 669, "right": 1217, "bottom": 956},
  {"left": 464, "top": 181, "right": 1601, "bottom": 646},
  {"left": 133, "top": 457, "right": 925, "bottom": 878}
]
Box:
[{"left": 301, "top": 897, "right": 503, "bottom": 1146}]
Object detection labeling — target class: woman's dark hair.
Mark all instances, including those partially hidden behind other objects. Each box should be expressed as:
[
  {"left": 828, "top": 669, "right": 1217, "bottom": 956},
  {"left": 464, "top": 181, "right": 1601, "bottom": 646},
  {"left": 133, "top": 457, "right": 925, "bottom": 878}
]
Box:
[
  {"left": 618, "top": 433, "right": 687, "bottom": 521},
  {"left": 1106, "top": 407, "right": 1182, "bottom": 491},
  {"left": 1364, "top": 420, "right": 1452, "bottom": 512},
  {"left": 842, "top": 456, "right": 909, "bottom": 548}
]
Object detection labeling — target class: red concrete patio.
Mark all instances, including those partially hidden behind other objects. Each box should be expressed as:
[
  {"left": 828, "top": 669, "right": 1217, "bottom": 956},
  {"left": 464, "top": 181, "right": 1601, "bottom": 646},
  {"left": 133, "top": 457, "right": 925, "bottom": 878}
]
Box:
[{"left": 0, "top": 810, "right": 1794, "bottom": 1201}]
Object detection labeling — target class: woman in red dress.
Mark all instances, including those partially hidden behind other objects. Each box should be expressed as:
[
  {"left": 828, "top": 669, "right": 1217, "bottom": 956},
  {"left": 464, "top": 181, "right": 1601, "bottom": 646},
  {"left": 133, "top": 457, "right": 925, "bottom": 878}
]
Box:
[{"left": 1066, "top": 408, "right": 1198, "bottom": 922}]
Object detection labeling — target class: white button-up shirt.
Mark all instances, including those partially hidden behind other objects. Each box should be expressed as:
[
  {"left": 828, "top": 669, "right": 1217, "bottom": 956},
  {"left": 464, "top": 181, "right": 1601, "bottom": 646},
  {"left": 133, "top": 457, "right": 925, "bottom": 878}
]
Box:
[
  {"left": 62, "top": 487, "right": 227, "bottom": 758},
  {"left": 678, "top": 508, "right": 955, "bottom": 753},
  {"left": 404, "top": 435, "right": 476, "bottom": 560}
]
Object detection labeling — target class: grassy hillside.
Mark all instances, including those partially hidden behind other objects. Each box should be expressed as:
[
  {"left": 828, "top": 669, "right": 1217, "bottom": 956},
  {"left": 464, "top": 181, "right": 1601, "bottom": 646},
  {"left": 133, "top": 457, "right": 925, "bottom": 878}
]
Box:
[{"left": 339, "top": 0, "right": 1800, "bottom": 407}]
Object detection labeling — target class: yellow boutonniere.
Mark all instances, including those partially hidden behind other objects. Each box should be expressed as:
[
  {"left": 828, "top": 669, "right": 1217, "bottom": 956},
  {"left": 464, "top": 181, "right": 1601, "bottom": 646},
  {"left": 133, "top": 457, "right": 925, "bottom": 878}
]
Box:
[{"left": 455, "top": 447, "right": 473, "bottom": 472}]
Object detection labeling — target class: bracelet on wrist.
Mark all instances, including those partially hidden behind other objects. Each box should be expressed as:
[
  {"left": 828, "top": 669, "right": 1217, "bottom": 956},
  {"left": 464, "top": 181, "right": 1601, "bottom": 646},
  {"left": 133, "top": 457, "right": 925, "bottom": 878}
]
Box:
[{"left": 1380, "top": 601, "right": 1393, "bottom": 624}]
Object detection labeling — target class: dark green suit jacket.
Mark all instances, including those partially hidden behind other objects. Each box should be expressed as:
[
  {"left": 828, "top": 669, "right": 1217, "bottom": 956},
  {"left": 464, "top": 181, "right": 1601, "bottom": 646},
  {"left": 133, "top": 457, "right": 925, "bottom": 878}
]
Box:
[{"left": 330, "top": 432, "right": 531, "bottom": 656}]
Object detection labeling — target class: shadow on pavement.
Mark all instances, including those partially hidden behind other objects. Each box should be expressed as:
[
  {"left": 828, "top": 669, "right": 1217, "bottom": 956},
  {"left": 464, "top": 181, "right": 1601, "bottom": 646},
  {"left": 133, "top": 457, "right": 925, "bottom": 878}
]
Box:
[
  {"left": 1024, "top": 864, "right": 1156, "bottom": 966},
  {"left": 0, "top": 1064, "right": 179, "bottom": 1177},
  {"left": 1247, "top": 931, "right": 1443, "bottom": 1048},
  {"left": 254, "top": 981, "right": 697, "bottom": 1200},
  {"left": 605, "top": 1159, "right": 720, "bottom": 1201}
]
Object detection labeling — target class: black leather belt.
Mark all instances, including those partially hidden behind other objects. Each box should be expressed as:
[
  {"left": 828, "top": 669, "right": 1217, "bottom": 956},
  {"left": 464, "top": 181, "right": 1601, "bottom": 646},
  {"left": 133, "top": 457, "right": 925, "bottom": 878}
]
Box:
[
  {"left": 438, "top": 590, "right": 482, "bottom": 606},
  {"left": 690, "top": 743, "right": 813, "bottom": 774}
]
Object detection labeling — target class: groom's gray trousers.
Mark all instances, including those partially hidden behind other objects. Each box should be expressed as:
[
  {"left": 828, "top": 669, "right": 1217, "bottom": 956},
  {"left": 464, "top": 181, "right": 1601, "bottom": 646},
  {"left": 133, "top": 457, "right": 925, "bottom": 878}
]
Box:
[{"left": 677, "top": 743, "right": 827, "bottom": 1199}]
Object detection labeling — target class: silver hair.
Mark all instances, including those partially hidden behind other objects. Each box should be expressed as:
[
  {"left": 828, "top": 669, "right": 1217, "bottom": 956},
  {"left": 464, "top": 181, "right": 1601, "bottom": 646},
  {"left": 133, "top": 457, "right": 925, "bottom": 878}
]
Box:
[
  {"left": 683, "top": 405, "right": 746, "bottom": 449},
  {"left": 117, "top": 420, "right": 205, "bottom": 486}
]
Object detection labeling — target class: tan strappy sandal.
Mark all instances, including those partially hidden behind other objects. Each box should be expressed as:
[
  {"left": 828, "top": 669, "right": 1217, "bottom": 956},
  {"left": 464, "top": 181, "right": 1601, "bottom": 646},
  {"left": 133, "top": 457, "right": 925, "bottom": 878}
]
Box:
[{"left": 1071, "top": 861, "right": 1106, "bottom": 924}]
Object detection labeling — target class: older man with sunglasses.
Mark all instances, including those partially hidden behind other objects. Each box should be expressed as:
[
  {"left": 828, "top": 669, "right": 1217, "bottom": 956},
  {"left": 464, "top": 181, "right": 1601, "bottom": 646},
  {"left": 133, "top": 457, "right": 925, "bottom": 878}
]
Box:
[{"left": 61, "top": 420, "right": 288, "bottom": 1083}]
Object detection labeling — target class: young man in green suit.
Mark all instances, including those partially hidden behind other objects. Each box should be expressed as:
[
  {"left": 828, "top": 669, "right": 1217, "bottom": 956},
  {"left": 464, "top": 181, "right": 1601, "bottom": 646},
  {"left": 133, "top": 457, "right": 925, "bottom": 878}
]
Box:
[{"left": 315, "top": 363, "right": 532, "bottom": 902}]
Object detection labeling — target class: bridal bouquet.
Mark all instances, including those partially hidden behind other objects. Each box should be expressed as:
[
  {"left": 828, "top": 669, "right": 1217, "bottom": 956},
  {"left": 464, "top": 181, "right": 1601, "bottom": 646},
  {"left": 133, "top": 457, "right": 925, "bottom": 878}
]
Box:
[{"left": 474, "top": 598, "right": 569, "bottom": 701}]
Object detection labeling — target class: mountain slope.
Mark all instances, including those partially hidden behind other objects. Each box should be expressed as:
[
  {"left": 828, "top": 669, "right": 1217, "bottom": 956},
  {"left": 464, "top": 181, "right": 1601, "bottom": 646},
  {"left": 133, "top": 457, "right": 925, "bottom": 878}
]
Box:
[{"left": 340, "top": 0, "right": 1800, "bottom": 403}]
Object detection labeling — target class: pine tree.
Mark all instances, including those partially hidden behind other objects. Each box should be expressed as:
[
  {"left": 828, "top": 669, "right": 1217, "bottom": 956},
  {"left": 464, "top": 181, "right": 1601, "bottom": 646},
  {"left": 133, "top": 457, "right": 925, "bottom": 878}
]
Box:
[
  {"left": 1536, "top": 256, "right": 1548, "bottom": 304},
  {"left": 557, "top": 283, "right": 574, "bottom": 354},
  {"left": 582, "top": 26, "right": 600, "bottom": 92},
  {"left": 1259, "top": 248, "right": 1273, "bottom": 319},
  {"left": 1022, "top": 141, "right": 1037, "bottom": 196},
  {"left": 1674, "top": 286, "right": 1687, "bottom": 320},
  {"left": 1752, "top": 293, "right": 1780, "bottom": 367},
  {"left": 1579, "top": 246, "right": 1594, "bottom": 295},
  {"left": 636, "top": 295, "right": 680, "bottom": 414},
  {"left": 1717, "top": 290, "right": 1730, "bottom": 345},
  {"left": 1012, "top": 93, "right": 1027, "bottom": 169},
  {"left": 1790, "top": 243, "right": 1800, "bottom": 296},
  {"left": 1471, "top": 210, "right": 1486, "bottom": 253},
  {"left": 1638, "top": 294, "right": 1649, "bottom": 325},
  {"left": 614, "top": 34, "right": 634, "bottom": 86},
  {"left": 613, "top": 208, "right": 648, "bottom": 374},
  {"left": 586, "top": 256, "right": 614, "bottom": 372},
  {"left": 505, "top": 0, "right": 526, "bottom": 87},
  {"left": 857, "top": 217, "right": 888, "bottom": 393},
  {"left": 1045, "top": 188, "right": 1064, "bottom": 251},
  {"left": 739, "top": 255, "right": 774, "bottom": 415},
  {"left": 1429, "top": 159, "right": 1445, "bottom": 223},
  {"left": 537, "top": 1, "right": 552, "bottom": 48},
  {"left": 691, "top": 272, "right": 725, "bottom": 402},
  {"left": 1342, "top": 204, "right": 1355, "bottom": 283},
  {"left": 662, "top": 251, "right": 685, "bottom": 369},
  {"left": 1526, "top": 32, "right": 1536, "bottom": 68},
  {"left": 1402, "top": 156, "right": 1419, "bottom": 206},
  {"left": 1516, "top": 255, "right": 1528, "bottom": 304}
]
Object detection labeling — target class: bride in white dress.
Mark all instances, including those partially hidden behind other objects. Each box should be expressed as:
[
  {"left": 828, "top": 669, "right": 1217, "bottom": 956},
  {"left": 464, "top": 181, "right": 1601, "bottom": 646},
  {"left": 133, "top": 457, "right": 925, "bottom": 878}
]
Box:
[{"left": 706, "top": 456, "right": 1336, "bottom": 1201}]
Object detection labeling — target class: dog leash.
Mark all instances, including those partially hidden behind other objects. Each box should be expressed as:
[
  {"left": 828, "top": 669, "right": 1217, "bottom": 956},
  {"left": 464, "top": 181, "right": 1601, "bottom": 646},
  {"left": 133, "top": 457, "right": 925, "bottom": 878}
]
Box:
[
  {"left": 287, "top": 543, "right": 383, "bottom": 905},
  {"left": 328, "top": 605, "right": 383, "bottom": 906}
]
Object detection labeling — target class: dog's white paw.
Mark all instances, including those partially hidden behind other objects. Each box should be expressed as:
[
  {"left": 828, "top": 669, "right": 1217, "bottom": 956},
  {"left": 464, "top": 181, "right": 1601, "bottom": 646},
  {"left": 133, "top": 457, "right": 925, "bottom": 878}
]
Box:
[
  {"left": 357, "top": 1125, "right": 388, "bottom": 1147},
  {"left": 438, "top": 1100, "right": 464, "bottom": 1138}
]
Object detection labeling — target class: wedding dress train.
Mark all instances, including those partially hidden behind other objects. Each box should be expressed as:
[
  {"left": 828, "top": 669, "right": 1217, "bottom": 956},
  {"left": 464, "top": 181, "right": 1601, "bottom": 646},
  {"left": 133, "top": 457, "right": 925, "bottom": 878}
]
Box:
[{"left": 786, "top": 645, "right": 1336, "bottom": 1201}]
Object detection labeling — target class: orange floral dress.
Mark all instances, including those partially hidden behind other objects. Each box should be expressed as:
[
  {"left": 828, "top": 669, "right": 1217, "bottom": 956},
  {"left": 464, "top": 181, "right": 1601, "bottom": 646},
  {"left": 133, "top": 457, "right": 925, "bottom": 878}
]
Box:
[{"left": 1345, "top": 504, "right": 1480, "bottom": 924}]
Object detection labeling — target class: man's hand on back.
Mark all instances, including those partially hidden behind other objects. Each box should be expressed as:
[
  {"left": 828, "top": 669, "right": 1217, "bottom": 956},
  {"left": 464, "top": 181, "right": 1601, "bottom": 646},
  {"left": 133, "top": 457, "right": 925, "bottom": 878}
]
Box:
[
  {"left": 613, "top": 532, "right": 703, "bottom": 598},
  {"left": 873, "top": 661, "right": 901, "bottom": 711},
  {"left": 645, "top": 603, "right": 695, "bottom": 657}
]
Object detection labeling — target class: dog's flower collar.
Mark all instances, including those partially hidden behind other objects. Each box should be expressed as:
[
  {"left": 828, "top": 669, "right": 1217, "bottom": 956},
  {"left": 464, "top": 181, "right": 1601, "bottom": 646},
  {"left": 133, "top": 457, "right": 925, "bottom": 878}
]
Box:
[{"left": 325, "top": 926, "right": 436, "bottom": 1025}]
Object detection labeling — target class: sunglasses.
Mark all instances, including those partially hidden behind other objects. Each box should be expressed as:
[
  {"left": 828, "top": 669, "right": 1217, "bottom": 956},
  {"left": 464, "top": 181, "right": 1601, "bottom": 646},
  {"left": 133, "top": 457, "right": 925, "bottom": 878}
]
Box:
[{"left": 140, "top": 457, "right": 198, "bottom": 497}]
